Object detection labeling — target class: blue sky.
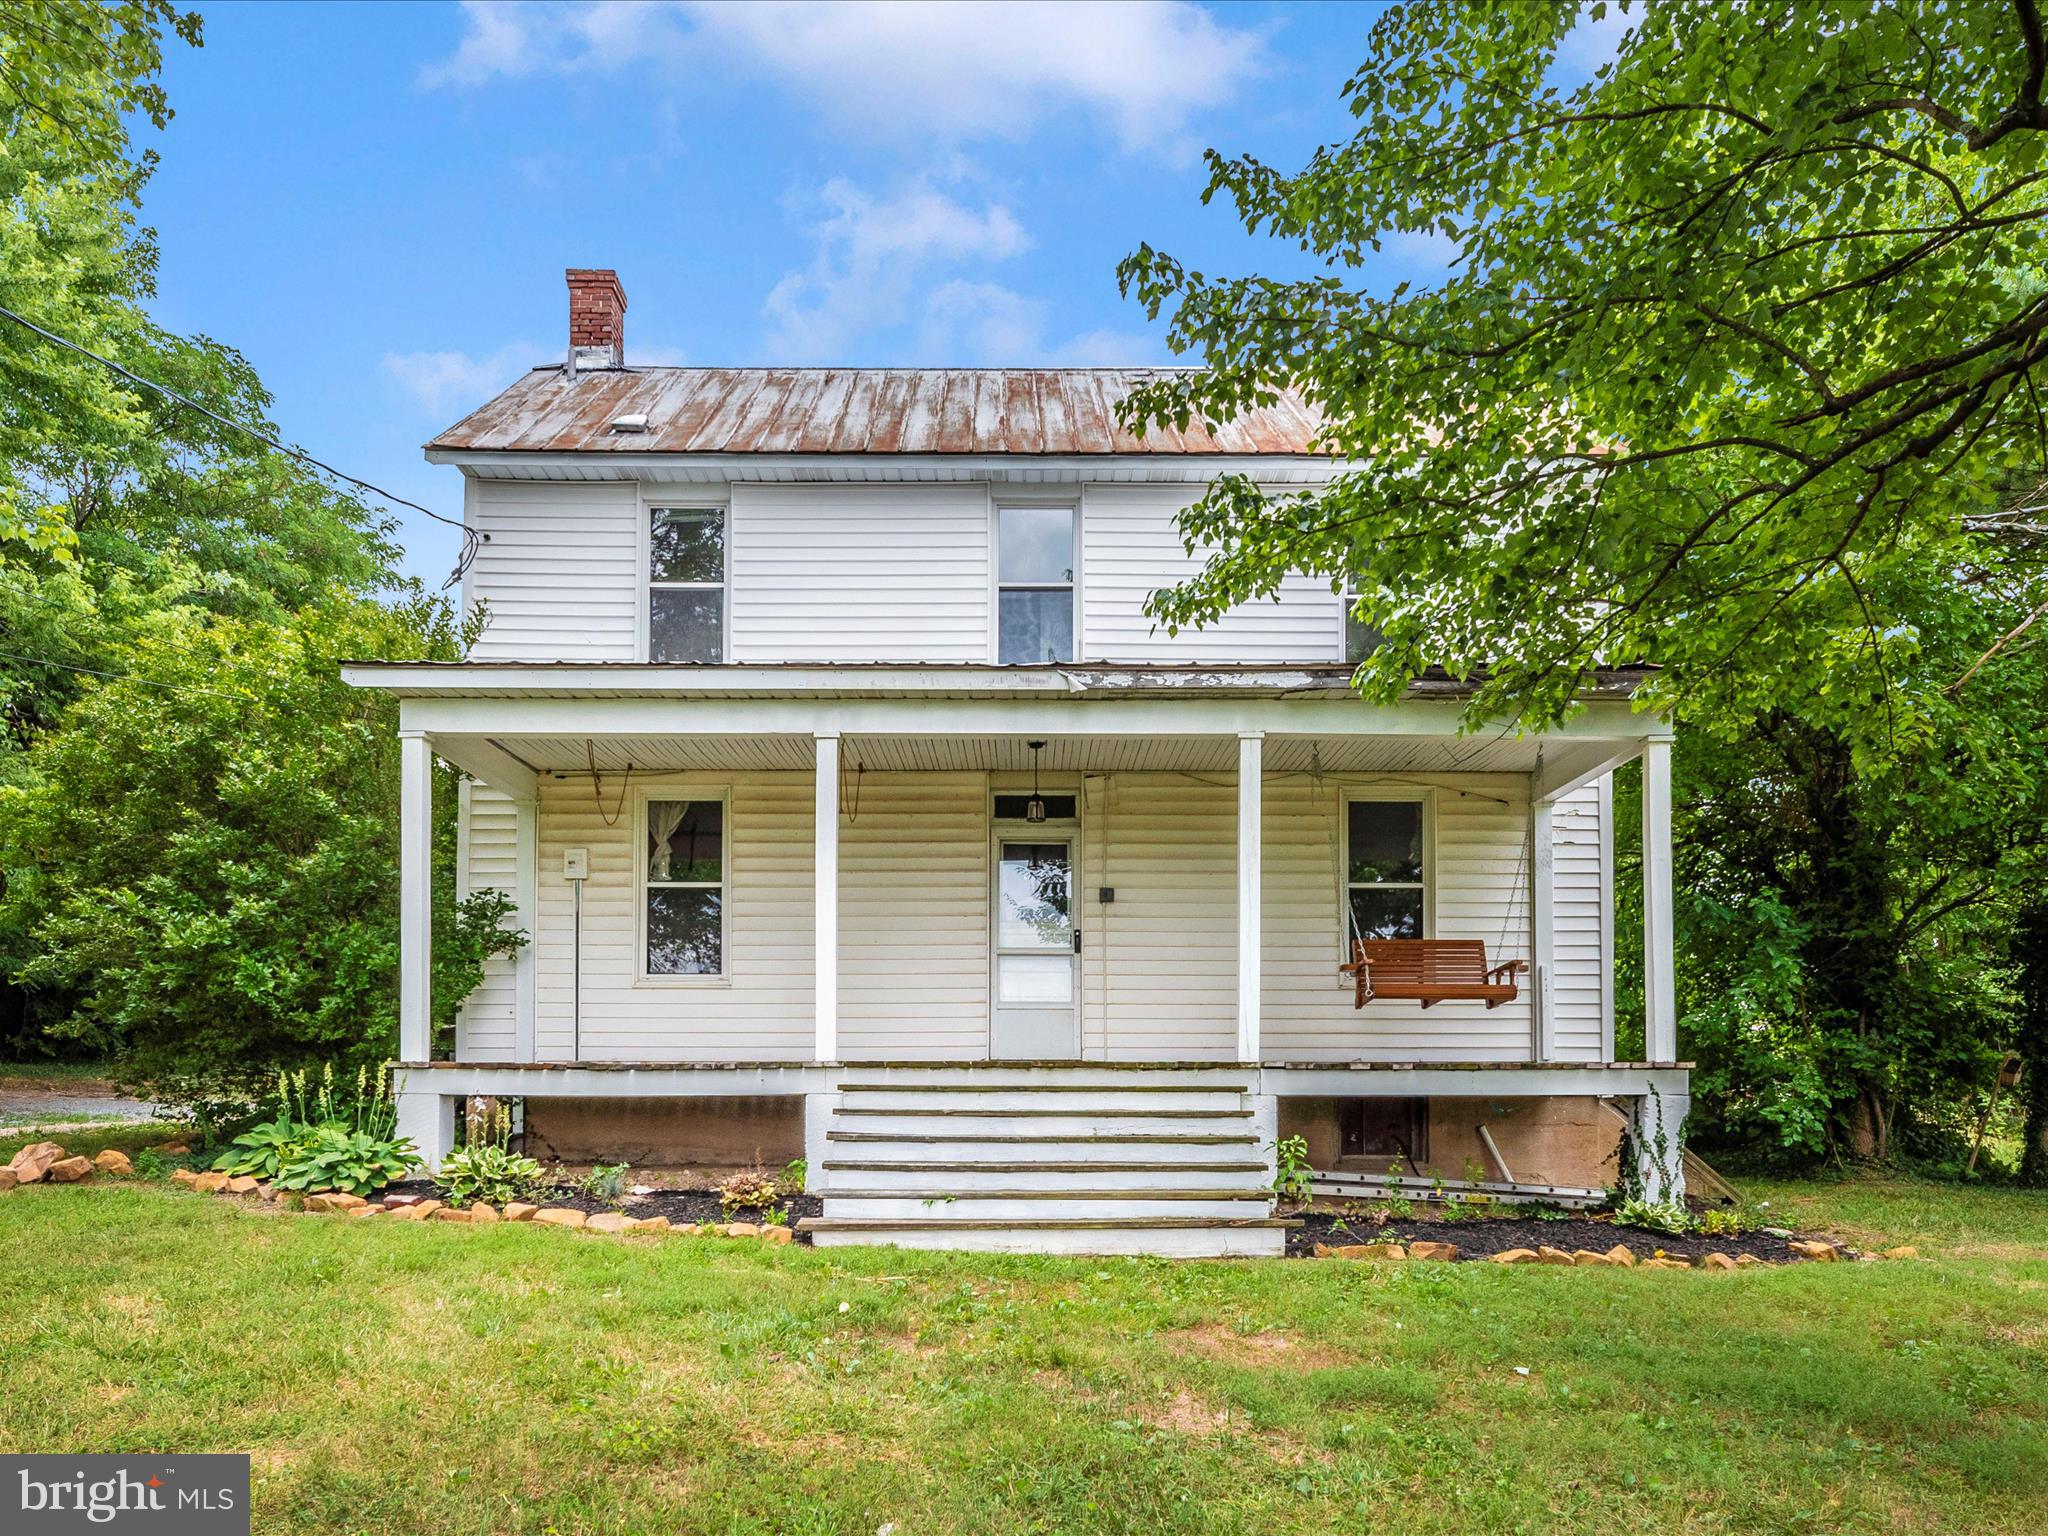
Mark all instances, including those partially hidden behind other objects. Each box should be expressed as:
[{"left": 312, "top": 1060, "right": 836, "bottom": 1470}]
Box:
[{"left": 134, "top": 1, "right": 1482, "bottom": 585}]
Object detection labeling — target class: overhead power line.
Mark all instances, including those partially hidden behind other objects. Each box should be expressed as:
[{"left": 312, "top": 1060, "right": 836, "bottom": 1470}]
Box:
[{"left": 0, "top": 302, "right": 479, "bottom": 585}]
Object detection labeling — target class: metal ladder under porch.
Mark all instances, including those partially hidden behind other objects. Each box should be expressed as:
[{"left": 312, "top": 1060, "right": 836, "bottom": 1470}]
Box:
[{"left": 796, "top": 1064, "right": 1294, "bottom": 1256}]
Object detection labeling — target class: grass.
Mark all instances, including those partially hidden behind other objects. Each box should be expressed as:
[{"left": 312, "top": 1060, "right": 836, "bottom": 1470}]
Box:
[{"left": 4, "top": 1127, "right": 2046, "bottom": 1534}]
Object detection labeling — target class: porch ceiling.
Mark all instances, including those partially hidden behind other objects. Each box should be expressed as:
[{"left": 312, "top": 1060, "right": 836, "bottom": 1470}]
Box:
[{"left": 467, "top": 730, "right": 1630, "bottom": 778}]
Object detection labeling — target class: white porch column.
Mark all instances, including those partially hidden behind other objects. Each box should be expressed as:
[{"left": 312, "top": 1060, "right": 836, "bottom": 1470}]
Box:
[
  {"left": 1641, "top": 735, "right": 1677, "bottom": 1062},
  {"left": 512, "top": 795, "right": 538, "bottom": 1062},
  {"left": 1528, "top": 792, "right": 1556, "bottom": 1061},
  {"left": 398, "top": 730, "right": 434, "bottom": 1063},
  {"left": 1236, "top": 731, "right": 1263, "bottom": 1064},
  {"left": 814, "top": 731, "right": 840, "bottom": 1064}
]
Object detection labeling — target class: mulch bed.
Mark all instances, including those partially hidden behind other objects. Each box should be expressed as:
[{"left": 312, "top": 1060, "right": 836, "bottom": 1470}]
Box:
[
  {"left": 378, "top": 1179, "right": 822, "bottom": 1236},
  {"left": 1284, "top": 1208, "right": 1812, "bottom": 1263}
]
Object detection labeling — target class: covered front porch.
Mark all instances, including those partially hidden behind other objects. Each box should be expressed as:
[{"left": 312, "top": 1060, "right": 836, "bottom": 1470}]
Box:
[{"left": 344, "top": 663, "right": 1688, "bottom": 1223}]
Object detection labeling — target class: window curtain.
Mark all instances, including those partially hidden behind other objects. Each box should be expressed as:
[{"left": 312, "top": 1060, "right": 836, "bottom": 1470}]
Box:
[{"left": 647, "top": 801, "right": 689, "bottom": 880}]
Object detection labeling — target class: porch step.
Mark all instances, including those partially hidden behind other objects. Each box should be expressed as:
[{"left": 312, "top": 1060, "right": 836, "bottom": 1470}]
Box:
[
  {"left": 799, "top": 1215, "right": 1296, "bottom": 1257},
  {"left": 835, "top": 1087, "right": 1247, "bottom": 1112},
  {"left": 813, "top": 1064, "right": 1279, "bottom": 1255},
  {"left": 822, "top": 1159, "right": 1268, "bottom": 1191},
  {"left": 826, "top": 1130, "right": 1257, "bottom": 1145}
]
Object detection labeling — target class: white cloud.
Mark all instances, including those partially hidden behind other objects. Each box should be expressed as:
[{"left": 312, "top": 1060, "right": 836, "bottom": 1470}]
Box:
[
  {"left": 422, "top": 0, "right": 1265, "bottom": 157},
  {"left": 382, "top": 342, "right": 542, "bottom": 417},
  {"left": 764, "top": 178, "right": 1030, "bottom": 361},
  {"left": 913, "top": 283, "right": 1166, "bottom": 366}
]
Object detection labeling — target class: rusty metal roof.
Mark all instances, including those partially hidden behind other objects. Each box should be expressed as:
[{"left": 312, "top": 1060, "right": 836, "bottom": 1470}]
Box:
[{"left": 427, "top": 367, "right": 1327, "bottom": 457}]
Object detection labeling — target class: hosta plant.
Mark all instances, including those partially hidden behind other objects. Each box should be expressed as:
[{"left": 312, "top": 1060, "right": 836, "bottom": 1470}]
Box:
[
  {"left": 439, "top": 1142, "right": 549, "bottom": 1206},
  {"left": 272, "top": 1123, "right": 416, "bottom": 1196},
  {"left": 717, "top": 1167, "right": 778, "bottom": 1215}
]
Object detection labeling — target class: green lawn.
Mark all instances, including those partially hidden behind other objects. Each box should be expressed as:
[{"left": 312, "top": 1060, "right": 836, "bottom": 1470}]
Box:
[{"left": 4, "top": 1127, "right": 2046, "bottom": 1534}]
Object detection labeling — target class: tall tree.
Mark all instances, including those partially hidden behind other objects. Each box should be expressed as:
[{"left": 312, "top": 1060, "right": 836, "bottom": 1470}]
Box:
[
  {"left": 1119, "top": 0, "right": 2048, "bottom": 1160},
  {"left": 1119, "top": 0, "right": 2048, "bottom": 748}
]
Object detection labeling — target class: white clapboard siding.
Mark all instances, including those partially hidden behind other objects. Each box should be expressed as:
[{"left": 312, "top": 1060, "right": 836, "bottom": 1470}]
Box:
[
  {"left": 1082, "top": 774, "right": 1239, "bottom": 1060},
  {"left": 509, "top": 768, "right": 1581, "bottom": 1065},
  {"left": 1262, "top": 774, "right": 1538, "bottom": 1061},
  {"left": 532, "top": 774, "right": 815, "bottom": 1061},
  {"left": 729, "top": 484, "right": 991, "bottom": 662},
  {"left": 1080, "top": 484, "right": 1340, "bottom": 663},
  {"left": 839, "top": 773, "right": 991, "bottom": 1059},
  {"left": 454, "top": 782, "right": 519, "bottom": 1061},
  {"left": 1549, "top": 777, "right": 1611, "bottom": 1062},
  {"left": 464, "top": 480, "right": 642, "bottom": 660}
]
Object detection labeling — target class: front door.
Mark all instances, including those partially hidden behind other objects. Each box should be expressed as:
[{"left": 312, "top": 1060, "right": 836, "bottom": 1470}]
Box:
[{"left": 992, "top": 837, "right": 1079, "bottom": 1059}]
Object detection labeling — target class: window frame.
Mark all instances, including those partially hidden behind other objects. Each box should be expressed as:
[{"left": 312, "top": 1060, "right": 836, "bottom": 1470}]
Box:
[
  {"left": 633, "top": 787, "right": 733, "bottom": 986},
  {"left": 992, "top": 497, "right": 1079, "bottom": 665},
  {"left": 644, "top": 500, "right": 729, "bottom": 664},
  {"left": 1339, "top": 787, "right": 1434, "bottom": 952},
  {"left": 1339, "top": 578, "right": 1383, "bottom": 664}
]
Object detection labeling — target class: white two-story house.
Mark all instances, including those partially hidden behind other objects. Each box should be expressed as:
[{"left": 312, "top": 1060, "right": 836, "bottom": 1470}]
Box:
[{"left": 344, "top": 269, "right": 1687, "bottom": 1255}]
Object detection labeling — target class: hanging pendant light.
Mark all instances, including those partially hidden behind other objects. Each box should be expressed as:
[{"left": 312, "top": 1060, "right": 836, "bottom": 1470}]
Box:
[{"left": 1025, "top": 740, "right": 1048, "bottom": 824}]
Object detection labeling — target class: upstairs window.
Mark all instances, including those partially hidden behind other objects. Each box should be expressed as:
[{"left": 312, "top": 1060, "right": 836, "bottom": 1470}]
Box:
[
  {"left": 643, "top": 797, "right": 725, "bottom": 976},
  {"left": 1346, "top": 796, "right": 1426, "bottom": 941},
  {"left": 650, "top": 507, "right": 724, "bottom": 662},
  {"left": 1342, "top": 579, "right": 1384, "bottom": 663},
  {"left": 997, "top": 505, "right": 1075, "bottom": 664}
]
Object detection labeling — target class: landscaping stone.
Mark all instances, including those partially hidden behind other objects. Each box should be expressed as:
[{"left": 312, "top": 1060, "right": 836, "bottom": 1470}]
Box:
[
  {"left": 1604, "top": 1245, "right": 1636, "bottom": 1267},
  {"left": 1702, "top": 1252, "right": 1738, "bottom": 1271},
  {"left": 351, "top": 1205, "right": 386, "bottom": 1218},
  {"left": 502, "top": 1203, "right": 538, "bottom": 1222},
  {"left": 534, "top": 1208, "right": 587, "bottom": 1228},
  {"left": 1568, "top": 1249, "right": 1612, "bottom": 1266},
  {"left": 1315, "top": 1241, "right": 1404, "bottom": 1261},
  {"left": 586, "top": 1212, "right": 632, "bottom": 1234},
  {"left": 47, "top": 1156, "right": 94, "bottom": 1183},
  {"left": 1489, "top": 1248, "right": 1541, "bottom": 1265},
  {"left": 412, "top": 1200, "right": 443, "bottom": 1217},
  {"left": 468, "top": 1203, "right": 500, "bottom": 1224},
  {"left": 305, "top": 1192, "right": 368, "bottom": 1213},
  {"left": 1407, "top": 1240, "right": 1458, "bottom": 1262},
  {"left": 152, "top": 1142, "right": 190, "bottom": 1156},
  {"left": 429, "top": 1207, "right": 472, "bottom": 1223},
  {"left": 1536, "top": 1246, "right": 1574, "bottom": 1266},
  {"left": 170, "top": 1168, "right": 199, "bottom": 1187},
  {"left": 724, "top": 1222, "right": 763, "bottom": 1239},
  {"left": 761, "top": 1226, "right": 795, "bottom": 1244},
  {"left": 1759, "top": 1226, "right": 1792, "bottom": 1240},
  {"left": 1884, "top": 1245, "right": 1920, "bottom": 1260},
  {"left": 0, "top": 1168, "right": 18, "bottom": 1193},
  {"left": 1643, "top": 1256, "right": 1692, "bottom": 1270},
  {"left": 625, "top": 1215, "right": 670, "bottom": 1233},
  {"left": 225, "top": 1176, "right": 260, "bottom": 1195},
  {"left": 193, "top": 1171, "right": 229, "bottom": 1194},
  {"left": 1788, "top": 1240, "right": 1837, "bottom": 1262},
  {"left": 7, "top": 1142, "right": 66, "bottom": 1184},
  {"left": 384, "top": 1194, "right": 426, "bottom": 1209},
  {"left": 1735, "top": 1253, "right": 1764, "bottom": 1267},
  {"left": 94, "top": 1149, "right": 135, "bottom": 1176}
]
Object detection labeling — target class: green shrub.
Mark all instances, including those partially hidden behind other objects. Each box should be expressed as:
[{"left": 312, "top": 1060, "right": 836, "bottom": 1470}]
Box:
[
  {"left": 1614, "top": 1197, "right": 1696, "bottom": 1235},
  {"left": 1271, "top": 1135, "right": 1313, "bottom": 1204},
  {"left": 581, "top": 1161, "right": 630, "bottom": 1204},
  {"left": 272, "top": 1123, "right": 415, "bottom": 1196}
]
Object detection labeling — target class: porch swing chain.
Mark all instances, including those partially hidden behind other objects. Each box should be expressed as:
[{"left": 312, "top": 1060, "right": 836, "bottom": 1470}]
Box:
[{"left": 587, "top": 739, "right": 630, "bottom": 828}]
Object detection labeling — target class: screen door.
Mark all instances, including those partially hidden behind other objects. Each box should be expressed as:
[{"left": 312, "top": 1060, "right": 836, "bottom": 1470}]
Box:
[{"left": 992, "top": 838, "right": 1079, "bottom": 1058}]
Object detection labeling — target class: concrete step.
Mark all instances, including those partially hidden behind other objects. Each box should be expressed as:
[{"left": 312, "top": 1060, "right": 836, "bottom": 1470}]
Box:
[
  {"left": 799, "top": 1215, "right": 1295, "bottom": 1257},
  {"left": 821, "top": 1191, "right": 1275, "bottom": 1220}
]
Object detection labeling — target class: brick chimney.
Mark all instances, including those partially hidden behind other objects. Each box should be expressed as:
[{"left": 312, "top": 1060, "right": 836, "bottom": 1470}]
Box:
[{"left": 565, "top": 268, "right": 626, "bottom": 373}]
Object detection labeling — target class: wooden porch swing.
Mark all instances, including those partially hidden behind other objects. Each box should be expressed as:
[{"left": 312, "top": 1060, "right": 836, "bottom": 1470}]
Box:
[{"left": 1337, "top": 809, "right": 1531, "bottom": 1010}]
